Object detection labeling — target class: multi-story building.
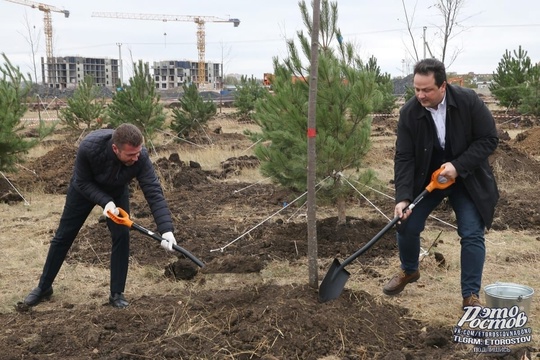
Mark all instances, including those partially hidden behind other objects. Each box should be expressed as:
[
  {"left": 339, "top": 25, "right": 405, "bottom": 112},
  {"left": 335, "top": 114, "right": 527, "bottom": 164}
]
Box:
[
  {"left": 40, "top": 56, "right": 222, "bottom": 90},
  {"left": 41, "top": 56, "right": 119, "bottom": 89},
  {"left": 152, "top": 60, "right": 222, "bottom": 90}
]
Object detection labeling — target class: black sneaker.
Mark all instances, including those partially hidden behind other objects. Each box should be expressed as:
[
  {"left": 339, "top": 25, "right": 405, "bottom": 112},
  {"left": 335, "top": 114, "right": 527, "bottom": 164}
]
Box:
[
  {"left": 109, "top": 293, "right": 129, "bottom": 308},
  {"left": 23, "top": 287, "right": 53, "bottom": 306}
]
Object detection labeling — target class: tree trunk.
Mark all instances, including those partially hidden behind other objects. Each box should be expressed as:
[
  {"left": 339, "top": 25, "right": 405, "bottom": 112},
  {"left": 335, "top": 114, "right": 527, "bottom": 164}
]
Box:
[
  {"left": 337, "top": 195, "right": 346, "bottom": 225},
  {"left": 306, "top": 0, "right": 321, "bottom": 289}
]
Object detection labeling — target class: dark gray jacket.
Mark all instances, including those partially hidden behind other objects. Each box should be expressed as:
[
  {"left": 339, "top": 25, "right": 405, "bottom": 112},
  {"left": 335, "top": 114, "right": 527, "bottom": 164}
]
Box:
[
  {"left": 394, "top": 84, "right": 499, "bottom": 228},
  {"left": 72, "top": 129, "right": 173, "bottom": 234}
]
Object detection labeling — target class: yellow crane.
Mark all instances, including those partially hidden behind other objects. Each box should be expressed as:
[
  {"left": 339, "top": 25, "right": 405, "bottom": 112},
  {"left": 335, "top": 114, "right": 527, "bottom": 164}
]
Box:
[
  {"left": 5, "top": 0, "right": 70, "bottom": 61},
  {"left": 91, "top": 11, "right": 240, "bottom": 87}
]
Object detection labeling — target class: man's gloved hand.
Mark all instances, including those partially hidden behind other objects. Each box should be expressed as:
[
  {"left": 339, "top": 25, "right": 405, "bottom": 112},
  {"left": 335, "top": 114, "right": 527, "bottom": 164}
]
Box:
[
  {"left": 161, "top": 232, "right": 177, "bottom": 252},
  {"left": 103, "top": 201, "right": 119, "bottom": 218}
]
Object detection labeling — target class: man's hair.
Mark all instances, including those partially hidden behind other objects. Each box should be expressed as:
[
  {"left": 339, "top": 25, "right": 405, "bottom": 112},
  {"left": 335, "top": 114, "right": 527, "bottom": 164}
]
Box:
[
  {"left": 414, "top": 58, "right": 447, "bottom": 87},
  {"left": 112, "top": 123, "right": 144, "bottom": 149}
]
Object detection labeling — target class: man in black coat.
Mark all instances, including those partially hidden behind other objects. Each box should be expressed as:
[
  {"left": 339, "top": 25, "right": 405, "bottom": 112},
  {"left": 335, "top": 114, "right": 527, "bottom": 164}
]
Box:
[
  {"left": 23, "top": 123, "right": 178, "bottom": 308},
  {"left": 383, "top": 58, "right": 499, "bottom": 308}
]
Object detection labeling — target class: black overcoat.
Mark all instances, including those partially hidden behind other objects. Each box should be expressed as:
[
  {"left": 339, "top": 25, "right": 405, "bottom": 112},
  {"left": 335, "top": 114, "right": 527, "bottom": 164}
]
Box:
[{"left": 394, "top": 84, "right": 499, "bottom": 228}]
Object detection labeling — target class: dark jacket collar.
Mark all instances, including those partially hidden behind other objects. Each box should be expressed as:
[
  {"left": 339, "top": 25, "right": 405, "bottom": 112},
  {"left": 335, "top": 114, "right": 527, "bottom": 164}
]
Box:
[
  {"left": 445, "top": 83, "right": 458, "bottom": 109},
  {"left": 106, "top": 138, "right": 122, "bottom": 164}
]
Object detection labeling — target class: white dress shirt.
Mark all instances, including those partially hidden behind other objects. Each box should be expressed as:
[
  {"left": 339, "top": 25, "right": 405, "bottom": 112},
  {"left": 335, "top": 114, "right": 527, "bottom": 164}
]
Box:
[{"left": 426, "top": 95, "right": 447, "bottom": 149}]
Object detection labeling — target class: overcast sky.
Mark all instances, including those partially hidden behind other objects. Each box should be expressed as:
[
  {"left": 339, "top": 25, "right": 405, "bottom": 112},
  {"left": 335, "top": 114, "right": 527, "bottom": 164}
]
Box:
[{"left": 1, "top": 0, "right": 539, "bottom": 81}]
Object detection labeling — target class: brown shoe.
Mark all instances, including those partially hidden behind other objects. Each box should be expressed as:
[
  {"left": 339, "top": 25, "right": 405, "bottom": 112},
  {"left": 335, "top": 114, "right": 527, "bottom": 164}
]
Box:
[
  {"left": 383, "top": 270, "right": 420, "bottom": 295},
  {"left": 463, "top": 294, "right": 482, "bottom": 308}
]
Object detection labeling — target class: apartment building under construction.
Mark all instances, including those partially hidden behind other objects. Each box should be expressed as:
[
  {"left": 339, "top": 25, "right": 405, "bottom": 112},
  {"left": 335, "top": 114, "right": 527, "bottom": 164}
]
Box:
[
  {"left": 152, "top": 60, "right": 223, "bottom": 90},
  {"left": 41, "top": 56, "right": 223, "bottom": 90},
  {"left": 41, "top": 56, "right": 119, "bottom": 89}
]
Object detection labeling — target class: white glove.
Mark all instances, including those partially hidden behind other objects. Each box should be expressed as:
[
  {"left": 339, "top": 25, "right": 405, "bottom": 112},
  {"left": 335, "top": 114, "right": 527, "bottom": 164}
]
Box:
[
  {"left": 161, "top": 231, "right": 177, "bottom": 252},
  {"left": 103, "top": 201, "right": 119, "bottom": 218}
]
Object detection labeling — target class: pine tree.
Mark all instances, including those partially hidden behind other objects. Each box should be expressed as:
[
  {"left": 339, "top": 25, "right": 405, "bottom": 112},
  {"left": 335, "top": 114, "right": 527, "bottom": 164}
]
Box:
[
  {"left": 59, "top": 75, "right": 106, "bottom": 131},
  {"left": 247, "top": 0, "right": 380, "bottom": 224},
  {"left": 234, "top": 75, "right": 268, "bottom": 120},
  {"left": 518, "top": 65, "right": 540, "bottom": 116},
  {"left": 361, "top": 56, "right": 396, "bottom": 114},
  {"left": 0, "top": 53, "right": 53, "bottom": 172},
  {"left": 170, "top": 83, "right": 216, "bottom": 139},
  {"left": 490, "top": 46, "right": 535, "bottom": 109},
  {"left": 107, "top": 60, "right": 165, "bottom": 139}
]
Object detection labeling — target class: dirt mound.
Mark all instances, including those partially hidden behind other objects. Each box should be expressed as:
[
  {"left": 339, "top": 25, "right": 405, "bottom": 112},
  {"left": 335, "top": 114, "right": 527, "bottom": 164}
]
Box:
[
  {"left": 6, "top": 284, "right": 468, "bottom": 360},
  {"left": 510, "top": 127, "right": 540, "bottom": 156},
  {"left": 488, "top": 141, "right": 540, "bottom": 230},
  {"left": 1, "top": 125, "right": 539, "bottom": 359},
  {"left": 3, "top": 143, "right": 76, "bottom": 195}
]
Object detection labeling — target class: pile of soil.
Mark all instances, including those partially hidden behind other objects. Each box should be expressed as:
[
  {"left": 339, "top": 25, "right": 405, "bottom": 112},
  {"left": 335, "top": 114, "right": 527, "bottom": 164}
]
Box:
[{"left": 1, "top": 121, "right": 539, "bottom": 359}]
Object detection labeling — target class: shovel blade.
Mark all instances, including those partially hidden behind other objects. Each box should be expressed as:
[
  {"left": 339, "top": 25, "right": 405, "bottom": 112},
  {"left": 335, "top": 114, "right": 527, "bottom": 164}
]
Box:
[{"left": 318, "top": 258, "right": 351, "bottom": 303}]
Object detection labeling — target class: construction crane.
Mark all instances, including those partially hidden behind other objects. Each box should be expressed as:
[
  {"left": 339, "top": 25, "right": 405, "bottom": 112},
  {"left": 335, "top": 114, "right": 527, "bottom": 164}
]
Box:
[
  {"left": 5, "top": 0, "right": 70, "bottom": 61},
  {"left": 91, "top": 11, "right": 240, "bottom": 87}
]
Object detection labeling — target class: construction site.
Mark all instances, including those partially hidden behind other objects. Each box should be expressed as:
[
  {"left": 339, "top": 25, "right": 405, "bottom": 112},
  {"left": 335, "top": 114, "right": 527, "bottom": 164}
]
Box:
[{"left": 5, "top": 0, "right": 240, "bottom": 91}]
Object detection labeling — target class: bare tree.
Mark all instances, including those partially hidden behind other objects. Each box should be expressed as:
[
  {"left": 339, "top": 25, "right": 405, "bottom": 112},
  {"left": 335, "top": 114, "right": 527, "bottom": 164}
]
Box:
[
  {"left": 401, "top": 0, "right": 470, "bottom": 67},
  {"left": 18, "top": 11, "right": 41, "bottom": 84},
  {"left": 18, "top": 12, "right": 43, "bottom": 120},
  {"left": 433, "top": 0, "right": 467, "bottom": 65},
  {"left": 400, "top": 0, "right": 421, "bottom": 62}
]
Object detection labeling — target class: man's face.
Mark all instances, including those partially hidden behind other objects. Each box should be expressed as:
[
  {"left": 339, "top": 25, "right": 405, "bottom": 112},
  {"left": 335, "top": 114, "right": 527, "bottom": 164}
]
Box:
[
  {"left": 413, "top": 73, "right": 446, "bottom": 109},
  {"left": 112, "top": 143, "right": 142, "bottom": 166}
]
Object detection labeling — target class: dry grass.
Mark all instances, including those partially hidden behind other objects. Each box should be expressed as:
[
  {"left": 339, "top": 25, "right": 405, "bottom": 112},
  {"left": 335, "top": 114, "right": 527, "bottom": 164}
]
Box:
[
  {"left": 0, "top": 192, "right": 192, "bottom": 313},
  {"left": 155, "top": 118, "right": 262, "bottom": 170},
  {"left": 2, "top": 110, "right": 539, "bottom": 353},
  {"left": 340, "top": 130, "right": 540, "bottom": 344},
  {"left": 1, "top": 115, "right": 268, "bottom": 315},
  {"left": 344, "top": 226, "right": 540, "bottom": 350}
]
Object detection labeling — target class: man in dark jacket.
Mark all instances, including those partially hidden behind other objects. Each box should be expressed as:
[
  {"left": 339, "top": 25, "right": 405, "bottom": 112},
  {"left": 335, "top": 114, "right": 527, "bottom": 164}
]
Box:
[
  {"left": 383, "top": 59, "right": 499, "bottom": 308},
  {"left": 23, "top": 123, "right": 178, "bottom": 308}
]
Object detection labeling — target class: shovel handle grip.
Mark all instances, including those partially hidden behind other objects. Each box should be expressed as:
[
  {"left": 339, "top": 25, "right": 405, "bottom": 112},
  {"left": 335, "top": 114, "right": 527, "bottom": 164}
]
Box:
[
  {"left": 107, "top": 207, "right": 133, "bottom": 227},
  {"left": 426, "top": 167, "right": 455, "bottom": 192}
]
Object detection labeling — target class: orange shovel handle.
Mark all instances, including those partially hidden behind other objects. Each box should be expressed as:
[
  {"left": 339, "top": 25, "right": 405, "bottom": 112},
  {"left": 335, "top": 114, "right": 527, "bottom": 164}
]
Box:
[
  {"left": 425, "top": 167, "right": 455, "bottom": 193},
  {"left": 107, "top": 207, "right": 134, "bottom": 228}
]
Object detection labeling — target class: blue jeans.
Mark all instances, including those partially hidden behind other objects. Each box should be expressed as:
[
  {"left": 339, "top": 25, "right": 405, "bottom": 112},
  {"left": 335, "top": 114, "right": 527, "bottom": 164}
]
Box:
[
  {"left": 38, "top": 184, "right": 131, "bottom": 294},
  {"left": 396, "top": 180, "right": 486, "bottom": 298}
]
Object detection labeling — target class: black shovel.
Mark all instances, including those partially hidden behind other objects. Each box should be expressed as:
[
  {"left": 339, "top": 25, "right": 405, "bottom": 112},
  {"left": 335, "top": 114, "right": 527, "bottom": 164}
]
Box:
[
  {"left": 318, "top": 167, "right": 455, "bottom": 303},
  {"left": 107, "top": 207, "right": 205, "bottom": 268}
]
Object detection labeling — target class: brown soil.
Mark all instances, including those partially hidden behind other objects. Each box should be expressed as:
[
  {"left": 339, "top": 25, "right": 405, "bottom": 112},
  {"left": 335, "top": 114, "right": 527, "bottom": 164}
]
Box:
[{"left": 1, "top": 118, "right": 539, "bottom": 360}]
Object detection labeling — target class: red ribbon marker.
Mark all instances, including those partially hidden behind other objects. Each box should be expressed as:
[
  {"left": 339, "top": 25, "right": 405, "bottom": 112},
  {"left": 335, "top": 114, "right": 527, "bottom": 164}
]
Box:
[{"left": 307, "top": 128, "right": 316, "bottom": 138}]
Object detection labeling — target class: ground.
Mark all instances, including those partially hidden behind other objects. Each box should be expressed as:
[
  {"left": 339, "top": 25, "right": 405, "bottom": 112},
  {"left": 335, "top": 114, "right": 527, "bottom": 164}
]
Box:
[{"left": 1, "top": 113, "right": 539, "bottom": 359}]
